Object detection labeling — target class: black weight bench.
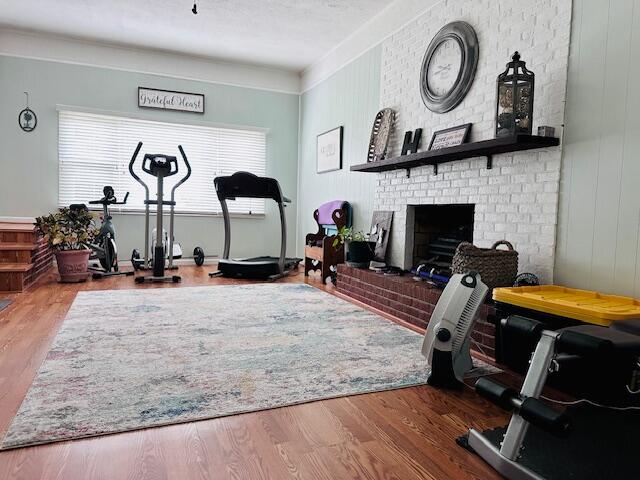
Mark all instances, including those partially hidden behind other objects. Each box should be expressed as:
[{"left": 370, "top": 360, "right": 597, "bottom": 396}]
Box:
[{"left": 461, "top": 316, "right": 640, "bottom": 480}]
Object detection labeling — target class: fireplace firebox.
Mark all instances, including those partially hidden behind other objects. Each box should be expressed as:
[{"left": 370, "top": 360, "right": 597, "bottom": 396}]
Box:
[{"left": 406, "top": 204, "right": 474, "bottom": 275}]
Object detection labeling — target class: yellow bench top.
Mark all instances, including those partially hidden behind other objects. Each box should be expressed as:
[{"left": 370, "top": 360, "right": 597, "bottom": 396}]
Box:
[{"left": 492, "top": 286, "right": 640, "bottom": 326}]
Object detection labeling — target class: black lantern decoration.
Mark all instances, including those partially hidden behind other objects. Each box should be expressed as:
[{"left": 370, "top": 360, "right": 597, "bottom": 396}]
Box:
[{"left": 495, "top": 51, "right": 534, "bottom": 137}]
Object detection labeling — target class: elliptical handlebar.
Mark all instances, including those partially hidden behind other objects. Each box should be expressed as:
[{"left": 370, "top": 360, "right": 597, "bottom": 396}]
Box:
[
  {"left": 129, "top": 141, "right": 150, "bottom": 269},
  {"left": 128, "top": 142, "right": 146, "bottom": 189},
  {"left": 167, "top": 145, "right": 191, "bottom": 269},
  {"left": 173, "top": 145, "right": 192, "bottom": 194}
]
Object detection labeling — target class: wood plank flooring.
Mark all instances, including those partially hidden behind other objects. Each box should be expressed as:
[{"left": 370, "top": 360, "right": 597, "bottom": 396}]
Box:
[{"left": 0, "top": 265, "right": 510, "bottom": 480}]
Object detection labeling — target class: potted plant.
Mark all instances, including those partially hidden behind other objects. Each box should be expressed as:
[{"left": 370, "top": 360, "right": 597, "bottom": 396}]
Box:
[
  {"left": 35, "top": 207, "right": 98, "bottom": 283},
  {"left": 333, "top": 226, "right": 376, "bottom": 267}
]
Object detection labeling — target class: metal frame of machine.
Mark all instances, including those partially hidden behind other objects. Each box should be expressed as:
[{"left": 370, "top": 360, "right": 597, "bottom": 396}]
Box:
[
  {"left": 209, "top": 171, "right": 301, "bottom": 280},
  {"left": 129, "top": 141, "right": 191, "bottom": 283}
]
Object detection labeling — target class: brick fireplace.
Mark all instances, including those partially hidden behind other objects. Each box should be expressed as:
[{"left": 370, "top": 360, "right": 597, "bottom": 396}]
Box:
[
  {"left": 334, "top": 0, "right": 571, "bottom": 360},
  {"left": 375, "top": 153, "right": 561, "bottom": 284},
  {"left": 372, "top": 0, "right": 570, "bottom": 285},
  {"left": 336, "top": 265, "right": 496, "bottom": 358}
]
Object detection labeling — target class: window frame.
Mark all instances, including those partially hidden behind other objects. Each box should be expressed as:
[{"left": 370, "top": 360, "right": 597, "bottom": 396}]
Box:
[{"left": 56, "top": 105, "right": 270, "bottom": 218}]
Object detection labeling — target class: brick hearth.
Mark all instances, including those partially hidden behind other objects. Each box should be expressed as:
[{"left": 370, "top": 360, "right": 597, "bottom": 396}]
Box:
[{"left": 336, "top": 265, "right": 497, "bottom": 359}]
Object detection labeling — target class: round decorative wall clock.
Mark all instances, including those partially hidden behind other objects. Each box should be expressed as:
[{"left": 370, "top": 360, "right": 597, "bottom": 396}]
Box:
[{"left": 420, "top": 21, "right": 479, "bottom": 113}]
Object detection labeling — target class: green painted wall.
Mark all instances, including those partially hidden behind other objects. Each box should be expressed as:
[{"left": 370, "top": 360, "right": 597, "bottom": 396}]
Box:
[
  {"left": 0, "top": 55, "right": 300, "bottom": 261},
  {"left": 297, "top": 46, "right": 381, "bottom": 255}
]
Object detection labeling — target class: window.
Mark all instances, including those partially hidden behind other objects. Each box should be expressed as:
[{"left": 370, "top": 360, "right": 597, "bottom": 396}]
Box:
[{"left": 58, "top": 110, "right": 267, "bottom": 215}]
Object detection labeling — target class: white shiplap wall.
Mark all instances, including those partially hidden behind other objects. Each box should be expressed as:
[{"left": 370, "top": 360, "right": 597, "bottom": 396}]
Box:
[
  {"left": 555, "top": 0, "right": 640, "bottom": 297},
  {"left": 296, "top": 47, "right": 382, "bottom": 255}
]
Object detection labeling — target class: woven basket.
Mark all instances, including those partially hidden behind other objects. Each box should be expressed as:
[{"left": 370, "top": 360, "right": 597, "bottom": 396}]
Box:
[{"left": 451, "top": 240, "right": 518, "bottom": 290}]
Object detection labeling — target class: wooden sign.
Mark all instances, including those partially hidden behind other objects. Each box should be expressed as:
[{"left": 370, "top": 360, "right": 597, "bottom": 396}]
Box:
[
  {"left": 369, "top": 211, "right": 394, "bottom": 262},
  {"left": 138, "top": 87, "right": 205, "bottom": 114},
  {"left": 428, "top": 123, "right": 471, "bottom": 150}
]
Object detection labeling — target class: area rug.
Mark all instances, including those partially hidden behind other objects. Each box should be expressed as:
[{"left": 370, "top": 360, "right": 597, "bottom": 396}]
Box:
[
  {"left": 1, "top": 284, "right": 498, "bottom": 450},
  {"left": 0, "top": 299, "right": 11, "bottom": 312}
]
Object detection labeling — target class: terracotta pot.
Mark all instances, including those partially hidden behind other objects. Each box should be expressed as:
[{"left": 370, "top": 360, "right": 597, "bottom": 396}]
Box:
[{"left": 55, "top": 249, "right": 90, "bottom": 283}]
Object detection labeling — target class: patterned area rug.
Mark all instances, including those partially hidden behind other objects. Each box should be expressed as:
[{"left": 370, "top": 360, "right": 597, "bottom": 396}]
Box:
[
  {"left": 2, "top": 284, "right": 498, "bottom": 450},
  {"left": 0, "top": 299, "right": 11, "bottom": 312}
]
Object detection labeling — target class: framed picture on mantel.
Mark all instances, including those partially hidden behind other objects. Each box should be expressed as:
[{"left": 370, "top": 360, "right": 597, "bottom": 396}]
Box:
[
  {"left": 317, "top": 126, "right": 343, "bottom": 173},
  {"left": 428, "top": 123, "right": 472, "bottom": 150}
]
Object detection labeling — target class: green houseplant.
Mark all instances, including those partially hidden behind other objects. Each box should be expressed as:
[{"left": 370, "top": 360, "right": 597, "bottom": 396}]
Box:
[
  {"left": 333, "top": 226, "right": 376, "bottom": 267},
  {"left": 35, "top": 207, "right": 98, "bottom": 283}
]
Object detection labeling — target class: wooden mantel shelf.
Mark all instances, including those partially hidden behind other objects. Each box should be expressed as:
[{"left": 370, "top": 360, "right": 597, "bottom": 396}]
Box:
[{"left": 350, "top": 134, "right": 560, "bottom": 175}]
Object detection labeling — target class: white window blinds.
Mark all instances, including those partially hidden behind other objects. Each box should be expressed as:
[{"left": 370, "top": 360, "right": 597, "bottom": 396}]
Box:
[{"left": 58, "top": 110, "right": 267, "bottom": 215}]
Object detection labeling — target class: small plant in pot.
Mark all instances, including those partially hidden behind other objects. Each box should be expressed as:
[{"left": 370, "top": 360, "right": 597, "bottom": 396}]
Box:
[
  {"left": 333, "top": 226, "right": 376, "bottom": 268},
  {"left": 35, "top": 207, "right": 98, "bottom": 283}
]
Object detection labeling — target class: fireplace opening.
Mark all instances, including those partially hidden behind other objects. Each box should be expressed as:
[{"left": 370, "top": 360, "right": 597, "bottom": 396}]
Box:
[{"left": 408, "top": 204, "right": 475, "bottom": 276}]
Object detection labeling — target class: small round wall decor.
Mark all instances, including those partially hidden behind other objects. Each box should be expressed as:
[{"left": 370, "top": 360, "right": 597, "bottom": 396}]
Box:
[
  {"left": 18, "top": 92, "right": 37, "bottom": 132},
  {"left": 420, "top": 21, "right": 479, "bottom": 113},
  {"left": 19, "top": 108, "right": 37, "bottom": 132}
]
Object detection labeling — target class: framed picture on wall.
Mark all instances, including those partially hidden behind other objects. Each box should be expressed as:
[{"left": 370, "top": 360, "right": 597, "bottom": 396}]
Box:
[
  {"left": 428, "top": 123, "right": 472, "bottom": 150},
  {"left": 317, "top": 126, "right": 343, "bottom": 173}
]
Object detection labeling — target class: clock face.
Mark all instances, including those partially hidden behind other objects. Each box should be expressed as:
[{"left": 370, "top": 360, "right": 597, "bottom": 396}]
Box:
[
  {"left": 426, "top": 38, "right": 463, "bottom": 97},
  {"left": 420, "top": 21, "right": 479, "bottom": 113}
]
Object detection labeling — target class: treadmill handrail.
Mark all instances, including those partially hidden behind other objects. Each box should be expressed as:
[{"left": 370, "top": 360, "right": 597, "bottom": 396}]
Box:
[{"left": 220, "top": 197, "right": 231, "bottom": 260}]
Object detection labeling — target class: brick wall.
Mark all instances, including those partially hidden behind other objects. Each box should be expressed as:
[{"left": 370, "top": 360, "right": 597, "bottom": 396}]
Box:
[
  {"left": 337, "top": 265, "right": 497, "bottom": 358},
  {"left": 375, "top": 0, "right": 572, "bottom": 283},
  {"left": 24, "top": 234, "right": 53, "bottom": 286}
]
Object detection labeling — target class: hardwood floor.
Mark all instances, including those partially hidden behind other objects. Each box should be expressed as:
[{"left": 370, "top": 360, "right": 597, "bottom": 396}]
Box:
[{"left": 0, "top": 265, "right": 509, "bottom": 480}]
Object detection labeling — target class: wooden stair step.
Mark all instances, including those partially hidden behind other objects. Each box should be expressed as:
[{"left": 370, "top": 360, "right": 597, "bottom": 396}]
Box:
[
  {"left": 0, "top": 243, "right": 37, "bottom": 251},
  {"left": 0, "top": 222, "right": 35, "bottom": 233},
  {"left": 0, "top": 263, "right": 34, "bottom": 273}
]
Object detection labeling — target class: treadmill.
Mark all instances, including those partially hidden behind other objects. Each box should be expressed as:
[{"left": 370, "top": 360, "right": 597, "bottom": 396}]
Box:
[{"left": 210, "top": 171, "right": 302, "bottom": 280}]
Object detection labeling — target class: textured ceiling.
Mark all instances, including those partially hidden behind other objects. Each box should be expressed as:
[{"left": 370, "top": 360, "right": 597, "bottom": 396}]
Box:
[{"left": 0, "top": 0, "right": 391, "bottom": 71}]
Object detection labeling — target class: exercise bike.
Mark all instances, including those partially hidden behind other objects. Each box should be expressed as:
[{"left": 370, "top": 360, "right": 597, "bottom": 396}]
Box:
[
  {"left": 129, "top": 142, "right": 191, "bottom": 283},
  {"left": 70, "top": 186, "right": 133, "bottom": 279}
]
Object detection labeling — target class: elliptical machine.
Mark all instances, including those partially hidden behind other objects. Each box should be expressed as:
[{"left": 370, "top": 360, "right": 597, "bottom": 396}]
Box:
[
  {"left": 70, "top": 186, "right": 133, "bottom": 279},
  {"left": 128, "top": 142, "right": 191, "bottom": 283}
]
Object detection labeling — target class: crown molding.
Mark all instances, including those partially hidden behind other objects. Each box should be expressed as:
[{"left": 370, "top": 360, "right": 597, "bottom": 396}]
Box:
[
  {"left": 300, "top": 0, "right": 441, "bottom": 93},
  {"left": 0, "top": 29, "right": 301, "bottom": 95}
]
